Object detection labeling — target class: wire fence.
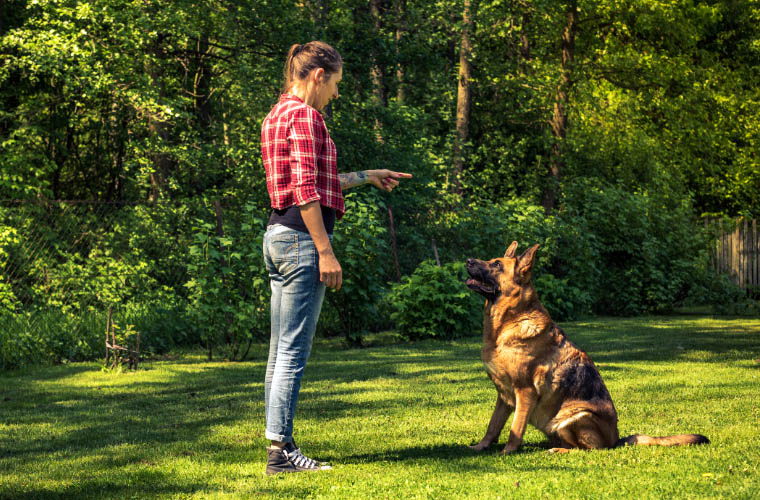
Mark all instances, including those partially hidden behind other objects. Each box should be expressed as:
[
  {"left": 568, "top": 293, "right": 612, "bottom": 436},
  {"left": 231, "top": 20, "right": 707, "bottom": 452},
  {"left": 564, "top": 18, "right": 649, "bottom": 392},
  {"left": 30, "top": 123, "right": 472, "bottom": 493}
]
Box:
[
  {"left": 0, "top": 200, "right": 203, "bottom": 369},
  {"left": 0, "top": 196, "right": 400, "bottom": 369},
  {"left": 4, "top": 200, "right": 754, "bottom": 369}
]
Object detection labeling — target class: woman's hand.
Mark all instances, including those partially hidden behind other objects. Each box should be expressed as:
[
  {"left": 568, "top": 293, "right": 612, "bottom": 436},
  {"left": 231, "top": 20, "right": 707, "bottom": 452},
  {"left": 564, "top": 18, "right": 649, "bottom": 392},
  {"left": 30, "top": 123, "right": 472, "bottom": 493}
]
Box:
[
  {"left": 318, "top": 248, "right": 342, "bottom": 291},
  {"left": 300, "top": 201, "right": 342, "bottom": 290},
  {"left": 366, "top": 169, "right": 413, "bottom": 192}
]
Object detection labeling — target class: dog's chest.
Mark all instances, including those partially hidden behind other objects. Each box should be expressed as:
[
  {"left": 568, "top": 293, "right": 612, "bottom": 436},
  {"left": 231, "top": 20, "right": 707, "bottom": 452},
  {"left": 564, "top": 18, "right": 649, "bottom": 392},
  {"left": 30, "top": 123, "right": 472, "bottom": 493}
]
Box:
[
  {"left": 482, "top": 339, "right": 554, "bottom": 394},
  {"left": 481, "top": 346, "right": 519, "bottom": 391}
]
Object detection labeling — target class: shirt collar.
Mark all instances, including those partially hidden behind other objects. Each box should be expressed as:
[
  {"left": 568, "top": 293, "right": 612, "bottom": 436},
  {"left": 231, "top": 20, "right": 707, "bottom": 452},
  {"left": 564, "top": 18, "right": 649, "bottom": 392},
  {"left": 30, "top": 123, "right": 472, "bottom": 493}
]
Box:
[{"left": 281, "top": 93, "right": 304, "bottom": 104}]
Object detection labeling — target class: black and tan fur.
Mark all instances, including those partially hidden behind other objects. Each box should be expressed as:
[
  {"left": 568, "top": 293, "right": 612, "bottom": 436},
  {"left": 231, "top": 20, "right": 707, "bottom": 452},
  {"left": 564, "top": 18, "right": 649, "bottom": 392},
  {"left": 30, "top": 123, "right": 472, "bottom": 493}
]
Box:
[{"left": 465, "top": 241, "right": 709, "bottom": 454}]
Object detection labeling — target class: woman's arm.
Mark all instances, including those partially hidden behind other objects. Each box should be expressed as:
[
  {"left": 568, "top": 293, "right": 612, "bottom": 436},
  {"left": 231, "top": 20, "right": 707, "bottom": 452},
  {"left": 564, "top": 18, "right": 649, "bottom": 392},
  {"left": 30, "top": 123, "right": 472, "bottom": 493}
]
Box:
[
  {"left": 340, "top": 169, "right": 413, "bottom": 191},
  {"left": 300, "top": 201, "right": 342, "bottom": 290}
]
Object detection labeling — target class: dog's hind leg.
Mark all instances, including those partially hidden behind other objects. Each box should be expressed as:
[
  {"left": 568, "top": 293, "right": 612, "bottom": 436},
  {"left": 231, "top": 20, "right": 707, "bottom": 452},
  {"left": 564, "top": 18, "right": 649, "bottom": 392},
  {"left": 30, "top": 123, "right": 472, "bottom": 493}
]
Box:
[
  {"left": 552, "top": 412, "right": 610, "bottom": 451},
  {"left": 469, "top": 396, "right": 512, "bottom": 451}
]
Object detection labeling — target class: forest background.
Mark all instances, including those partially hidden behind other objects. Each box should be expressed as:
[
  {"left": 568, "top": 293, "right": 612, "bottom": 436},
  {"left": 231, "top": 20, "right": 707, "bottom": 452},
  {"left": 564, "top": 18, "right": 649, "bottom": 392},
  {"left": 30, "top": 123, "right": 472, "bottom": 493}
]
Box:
[{"left": 1, "top": 0, "right": 758, "bottom": 369}]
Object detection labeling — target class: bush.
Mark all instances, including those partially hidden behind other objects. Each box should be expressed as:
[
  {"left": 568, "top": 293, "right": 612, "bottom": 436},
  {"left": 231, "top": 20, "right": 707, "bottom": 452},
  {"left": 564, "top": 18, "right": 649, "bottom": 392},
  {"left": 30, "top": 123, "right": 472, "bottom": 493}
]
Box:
[
  {"left": 385, "top": 260, "right": 482, "bottom": 341},
  {"left": 120, "top": 300, "right": 199, "bottom": 355},
  {"left": 559, "top": 179, "right": 717, "bottom": 315},
  {"left": 426, "top": 198, "right": 556, "bottom": 266},
  {"left": 534, "top": 273, "right": 593, "bottom": 321},
  {"left": 419, "top": 198, "right": 593, "bottom": 321},
  {"left": 185, "top": 202, "right": 270, "bottom": 361},
  {"left": 320, "top": 190, "right": 392, "bottom": 344},
  {"left": 0, "top": 309, "right": 102, "bottom": 370}
]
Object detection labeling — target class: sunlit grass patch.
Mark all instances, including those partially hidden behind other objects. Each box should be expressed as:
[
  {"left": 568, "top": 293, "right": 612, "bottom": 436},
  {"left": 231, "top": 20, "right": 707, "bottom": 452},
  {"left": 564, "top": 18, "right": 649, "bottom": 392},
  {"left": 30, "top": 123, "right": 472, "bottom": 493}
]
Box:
[{"left": 1, "top": 316, "right": 759, "bottom": 499}]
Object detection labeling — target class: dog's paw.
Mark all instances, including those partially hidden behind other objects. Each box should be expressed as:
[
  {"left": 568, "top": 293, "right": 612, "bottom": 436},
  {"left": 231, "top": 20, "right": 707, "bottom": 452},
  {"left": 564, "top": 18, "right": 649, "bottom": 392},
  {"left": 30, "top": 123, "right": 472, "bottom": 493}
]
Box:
[
  {"left": 500, "top": 446, "right": 519, "bottom": 455},
  {"left": 468, "top": 442, "right": 491, "bottom": 452}
]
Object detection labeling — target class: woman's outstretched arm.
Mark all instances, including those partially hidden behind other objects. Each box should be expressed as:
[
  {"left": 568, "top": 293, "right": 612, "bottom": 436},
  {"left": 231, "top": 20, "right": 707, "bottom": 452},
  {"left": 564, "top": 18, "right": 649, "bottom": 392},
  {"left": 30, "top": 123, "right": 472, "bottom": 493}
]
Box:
[{"left": 339, "top": 169, "right": 412, "bottom": 191}]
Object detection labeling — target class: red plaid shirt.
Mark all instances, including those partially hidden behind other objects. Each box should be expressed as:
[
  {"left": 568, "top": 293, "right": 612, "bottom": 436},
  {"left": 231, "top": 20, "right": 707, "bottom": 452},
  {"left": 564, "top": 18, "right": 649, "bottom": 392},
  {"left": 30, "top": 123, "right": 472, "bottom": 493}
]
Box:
[{"left": 261, "top": 94, "right": 345, "bottom": 218}]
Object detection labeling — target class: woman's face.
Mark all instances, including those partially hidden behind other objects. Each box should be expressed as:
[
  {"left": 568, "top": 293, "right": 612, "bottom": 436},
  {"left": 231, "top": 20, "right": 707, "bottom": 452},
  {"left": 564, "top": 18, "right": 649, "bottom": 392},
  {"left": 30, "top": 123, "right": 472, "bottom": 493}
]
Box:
[{"left": 314, "top": 66, "right": 342, "bottom": 111}]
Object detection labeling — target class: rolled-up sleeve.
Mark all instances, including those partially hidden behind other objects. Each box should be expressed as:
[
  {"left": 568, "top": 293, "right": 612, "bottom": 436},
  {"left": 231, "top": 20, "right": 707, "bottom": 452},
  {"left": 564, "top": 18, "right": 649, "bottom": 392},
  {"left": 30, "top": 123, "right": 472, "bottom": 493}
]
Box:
[{"left": 288, "top": 106, "right": 324, "bottom": 206}]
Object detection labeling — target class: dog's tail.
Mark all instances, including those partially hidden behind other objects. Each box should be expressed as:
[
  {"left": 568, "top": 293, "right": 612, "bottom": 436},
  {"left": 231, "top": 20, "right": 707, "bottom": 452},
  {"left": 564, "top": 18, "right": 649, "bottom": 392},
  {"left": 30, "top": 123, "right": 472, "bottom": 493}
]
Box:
[{"left": 615, "top": 433, "right": 710, "bottom": 447}]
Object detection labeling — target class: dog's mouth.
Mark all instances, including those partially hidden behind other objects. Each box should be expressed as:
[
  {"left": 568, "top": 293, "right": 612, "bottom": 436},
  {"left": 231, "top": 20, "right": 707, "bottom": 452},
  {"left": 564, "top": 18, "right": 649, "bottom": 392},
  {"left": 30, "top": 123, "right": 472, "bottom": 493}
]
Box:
[
  {"left": 465, "top": 278, "right": 496, "bottom": 295},
  {"left": 465, "top": 258, "right": 500, "bottom": 300}
]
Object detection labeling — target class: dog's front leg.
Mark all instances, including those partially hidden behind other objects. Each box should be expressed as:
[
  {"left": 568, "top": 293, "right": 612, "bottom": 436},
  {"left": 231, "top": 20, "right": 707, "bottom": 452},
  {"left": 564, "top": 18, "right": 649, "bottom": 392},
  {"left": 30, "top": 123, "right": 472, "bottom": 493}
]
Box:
[
  {"left": 469, "top": 396, "right": 512, "bottom": 451},
  {"left": 501, "top": 387, "right": 537, "bottom": 455}
]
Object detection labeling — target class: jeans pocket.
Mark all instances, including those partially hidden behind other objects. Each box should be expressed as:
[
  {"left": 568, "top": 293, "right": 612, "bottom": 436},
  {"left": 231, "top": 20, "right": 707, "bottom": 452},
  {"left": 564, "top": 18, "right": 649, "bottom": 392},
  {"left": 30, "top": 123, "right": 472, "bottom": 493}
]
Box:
[{"left": 269, "top": 233, "right": 299, "bottom": 275}]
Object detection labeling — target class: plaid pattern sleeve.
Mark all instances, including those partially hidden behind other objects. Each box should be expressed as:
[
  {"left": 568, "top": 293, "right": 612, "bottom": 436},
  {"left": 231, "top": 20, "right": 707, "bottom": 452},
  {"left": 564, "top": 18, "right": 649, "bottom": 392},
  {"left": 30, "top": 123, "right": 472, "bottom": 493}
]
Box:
[{"left": 261, "top": 94, "right": 345, "bottom": 218}]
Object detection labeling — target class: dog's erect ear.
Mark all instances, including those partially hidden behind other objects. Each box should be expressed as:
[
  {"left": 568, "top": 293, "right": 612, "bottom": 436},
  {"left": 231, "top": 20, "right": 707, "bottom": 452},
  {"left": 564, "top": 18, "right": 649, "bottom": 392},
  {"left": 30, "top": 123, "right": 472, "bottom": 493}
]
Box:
[
  {"left": 504, "top": 241, "right": 519, "bottom": 258},
  {"left": 516, "top": 244, "right": 540, "bottom": 281}
]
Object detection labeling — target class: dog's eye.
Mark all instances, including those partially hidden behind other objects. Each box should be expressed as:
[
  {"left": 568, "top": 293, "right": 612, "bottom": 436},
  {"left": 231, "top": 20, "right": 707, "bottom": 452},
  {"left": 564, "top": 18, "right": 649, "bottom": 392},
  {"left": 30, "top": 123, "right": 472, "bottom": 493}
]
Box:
[{"left": 490, "top": 261, "right": 503, "bottom": 271}]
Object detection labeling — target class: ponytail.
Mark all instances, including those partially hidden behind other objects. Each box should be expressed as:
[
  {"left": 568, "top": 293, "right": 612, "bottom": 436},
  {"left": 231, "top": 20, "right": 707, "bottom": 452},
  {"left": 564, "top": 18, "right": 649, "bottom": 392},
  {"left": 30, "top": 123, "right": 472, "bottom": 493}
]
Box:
[{"left": 281, "top": 41, "right": 342, "bottom": 94}]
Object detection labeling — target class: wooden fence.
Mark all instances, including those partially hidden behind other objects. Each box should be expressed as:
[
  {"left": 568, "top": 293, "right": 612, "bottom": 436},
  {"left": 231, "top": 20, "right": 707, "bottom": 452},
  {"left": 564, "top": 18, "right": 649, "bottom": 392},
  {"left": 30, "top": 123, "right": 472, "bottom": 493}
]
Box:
[{"left": 707, "top": 218, "right": 759, "bottom": 290}]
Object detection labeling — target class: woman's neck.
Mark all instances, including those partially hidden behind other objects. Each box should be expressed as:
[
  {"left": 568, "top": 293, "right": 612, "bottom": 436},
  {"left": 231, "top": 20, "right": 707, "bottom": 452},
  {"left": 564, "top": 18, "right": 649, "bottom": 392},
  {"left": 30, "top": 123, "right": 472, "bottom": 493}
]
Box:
[{"left": 289, "top": 83, "right": 317, "bottom": 109}]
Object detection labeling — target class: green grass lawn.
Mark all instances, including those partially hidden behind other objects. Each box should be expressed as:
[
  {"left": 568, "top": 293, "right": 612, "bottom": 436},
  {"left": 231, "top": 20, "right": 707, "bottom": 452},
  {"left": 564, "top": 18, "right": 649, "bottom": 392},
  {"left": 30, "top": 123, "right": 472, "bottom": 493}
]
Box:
[{"left": 1, "top": 316, "right": 759, "bottom": 499}]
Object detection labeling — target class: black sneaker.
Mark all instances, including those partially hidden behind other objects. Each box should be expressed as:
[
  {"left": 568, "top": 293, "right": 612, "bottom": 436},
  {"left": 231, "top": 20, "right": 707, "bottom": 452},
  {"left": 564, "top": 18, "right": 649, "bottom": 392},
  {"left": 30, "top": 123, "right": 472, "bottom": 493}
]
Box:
[{"left": 265, "top": 443, "right": 332, "bottom": 475}]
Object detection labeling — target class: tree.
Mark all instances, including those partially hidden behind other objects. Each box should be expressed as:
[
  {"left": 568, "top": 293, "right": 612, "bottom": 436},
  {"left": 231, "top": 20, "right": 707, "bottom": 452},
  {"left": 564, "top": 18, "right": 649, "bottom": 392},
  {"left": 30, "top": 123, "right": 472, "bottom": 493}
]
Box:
[
  {"left": 544, "top": 0, "right": 577, "bottom": 213},
  {"left": 452, "top": 0, "right": 474, "bottom": 194}
]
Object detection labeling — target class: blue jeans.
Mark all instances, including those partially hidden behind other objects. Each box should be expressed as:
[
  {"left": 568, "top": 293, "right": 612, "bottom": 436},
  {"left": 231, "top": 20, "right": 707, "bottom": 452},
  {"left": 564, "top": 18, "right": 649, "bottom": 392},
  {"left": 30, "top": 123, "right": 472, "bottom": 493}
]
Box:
[{"left": 262, "top": 224, "right": 327, "bottom": 443}]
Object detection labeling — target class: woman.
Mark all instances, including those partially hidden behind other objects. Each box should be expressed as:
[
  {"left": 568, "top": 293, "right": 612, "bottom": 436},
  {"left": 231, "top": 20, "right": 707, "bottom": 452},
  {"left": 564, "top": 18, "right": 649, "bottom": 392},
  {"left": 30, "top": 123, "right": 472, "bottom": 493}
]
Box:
[{"left": 261, "top": 41, "right": 412, "bottom": 475}]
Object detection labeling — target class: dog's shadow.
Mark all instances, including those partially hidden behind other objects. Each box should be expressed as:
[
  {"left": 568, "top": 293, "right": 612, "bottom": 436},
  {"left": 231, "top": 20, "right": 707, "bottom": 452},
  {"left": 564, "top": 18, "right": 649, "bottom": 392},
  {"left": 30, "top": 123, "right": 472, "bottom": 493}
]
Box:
[{"left": 336, "top": 441, "right": 564, "bottom": 470}]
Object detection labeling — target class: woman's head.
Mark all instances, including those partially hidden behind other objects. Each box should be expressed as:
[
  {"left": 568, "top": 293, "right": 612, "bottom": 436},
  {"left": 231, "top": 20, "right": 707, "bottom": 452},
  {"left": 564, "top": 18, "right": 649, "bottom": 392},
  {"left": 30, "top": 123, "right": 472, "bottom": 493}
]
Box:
[{"left": 283, "top": 41, "right": 342, "bottom": 111}]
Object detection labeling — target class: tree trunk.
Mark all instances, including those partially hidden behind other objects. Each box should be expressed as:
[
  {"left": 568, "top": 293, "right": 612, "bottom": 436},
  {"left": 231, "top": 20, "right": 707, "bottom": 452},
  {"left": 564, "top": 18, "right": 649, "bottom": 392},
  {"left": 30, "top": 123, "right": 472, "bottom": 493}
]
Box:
[
  {"left": 519, "top": 7, "right": 531, "bottom": 71},
  {"left": 543, "top": 0, "right": 577, "bottom": 213},
  {"left": 194, "top": 33, "right": 211, "bottom": 134},
  {"left": 452, "top": 0, "right": 473, "bottom": 194},
  {"left": 395, "top": 0, "right": 406, "bottom": 103},
  {"left": 370, "top": 0, "right": 387, "bottom": 139},
  {"left": 107, "top": 100, "right": 126, "bottom": 202},
  {"left": 147, "top": 34, "right": 171, "bottom": 203}
]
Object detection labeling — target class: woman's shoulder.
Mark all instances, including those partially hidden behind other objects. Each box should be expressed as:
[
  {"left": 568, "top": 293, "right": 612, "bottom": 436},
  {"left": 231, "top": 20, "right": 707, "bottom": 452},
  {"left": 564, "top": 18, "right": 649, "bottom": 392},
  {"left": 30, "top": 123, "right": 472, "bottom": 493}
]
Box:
[{"left": 265, "top": 96, "right": 326, "bottom": 137}]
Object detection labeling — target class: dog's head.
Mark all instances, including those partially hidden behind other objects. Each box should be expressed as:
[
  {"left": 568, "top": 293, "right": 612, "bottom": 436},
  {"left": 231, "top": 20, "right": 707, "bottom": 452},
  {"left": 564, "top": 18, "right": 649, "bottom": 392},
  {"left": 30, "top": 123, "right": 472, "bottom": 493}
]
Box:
[{"left": 465, "top": 241, "right": 539, "bottom": 304}]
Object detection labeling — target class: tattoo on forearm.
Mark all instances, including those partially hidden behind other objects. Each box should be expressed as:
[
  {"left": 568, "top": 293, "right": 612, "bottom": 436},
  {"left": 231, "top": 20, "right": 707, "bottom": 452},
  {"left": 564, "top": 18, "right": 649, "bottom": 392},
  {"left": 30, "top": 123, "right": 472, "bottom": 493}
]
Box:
[{"left": 339, "top": 170, "right": 369, "bottom": 190}]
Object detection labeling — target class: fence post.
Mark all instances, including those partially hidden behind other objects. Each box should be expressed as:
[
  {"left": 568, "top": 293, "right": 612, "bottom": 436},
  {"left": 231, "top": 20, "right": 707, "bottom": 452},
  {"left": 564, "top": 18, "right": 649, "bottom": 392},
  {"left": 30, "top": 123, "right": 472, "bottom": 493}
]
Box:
[
  {"left": 743, "top": 218, "right": 749, "bottom": 288},
  {"left": 105, "top": 305, "right": 113, "bottom": 367},
  {"left": 705, "top": 217, "right": 715, "bottom": 269},
  {"left": 750, "top": 219, "right": 760, "bottom": 287},
  {"left": 388, "top": 206, "right": 401, "bottom": 282}
]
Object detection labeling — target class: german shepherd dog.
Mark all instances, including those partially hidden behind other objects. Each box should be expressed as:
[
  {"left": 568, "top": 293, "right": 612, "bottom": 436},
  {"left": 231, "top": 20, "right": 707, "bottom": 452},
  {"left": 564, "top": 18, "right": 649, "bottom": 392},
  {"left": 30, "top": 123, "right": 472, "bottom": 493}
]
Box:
[{"left": 465, "top": 241, "right": 709, "bottom": 454}]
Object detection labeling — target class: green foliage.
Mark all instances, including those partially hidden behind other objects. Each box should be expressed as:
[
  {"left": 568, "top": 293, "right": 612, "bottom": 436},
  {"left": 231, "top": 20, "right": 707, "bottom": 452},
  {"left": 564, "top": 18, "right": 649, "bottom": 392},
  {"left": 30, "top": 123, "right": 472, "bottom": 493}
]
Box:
[
  {"left": 185, "top": 202, "right": 269, "bottom": 360},
  {"left": 426, "top": 198, "right": 556, "bottom": 266},
  {"left": 559, "top": 179, "right": 724, "bottom": 315},
  {"left": 418, "top": 198, "right": 594, "bottom": 322},
  {"left": 0, "top": 200, "right": 206, "bottom": 369},
  {"left": 385, "top": 260, "right": 482, "bottom": 341},
  {"left": 0, "top": 222, "right": 20, "bottom": 313},
  {"left": 117, "top": 300, "right": 199, "bottom": 356},
  {"left": 320, "top": 190, "right": 391, "bottom": 344},
  {"left": 534, "top": 273, "right": 592, "bottom": 322},
  {"left": 0, "top": 309, "right": 103, "bottom": 370},
  {"left": 2, "top": 0, "right": 759, "bottom": 369}
]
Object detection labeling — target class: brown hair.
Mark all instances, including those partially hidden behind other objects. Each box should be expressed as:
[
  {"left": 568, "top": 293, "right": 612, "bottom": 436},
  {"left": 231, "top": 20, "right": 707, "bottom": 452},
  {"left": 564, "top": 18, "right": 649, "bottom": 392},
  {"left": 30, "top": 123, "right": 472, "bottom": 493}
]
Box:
[{"left": 282, "top": 41, "right": 342, "bottom": 93}]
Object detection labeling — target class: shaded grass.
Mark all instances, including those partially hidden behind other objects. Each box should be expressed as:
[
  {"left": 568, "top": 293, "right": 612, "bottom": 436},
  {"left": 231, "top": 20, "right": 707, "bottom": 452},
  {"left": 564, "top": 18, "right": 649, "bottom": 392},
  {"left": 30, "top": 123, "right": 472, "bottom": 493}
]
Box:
[{"left": 1, "top": 316, "right": 759, "bottom": 499}]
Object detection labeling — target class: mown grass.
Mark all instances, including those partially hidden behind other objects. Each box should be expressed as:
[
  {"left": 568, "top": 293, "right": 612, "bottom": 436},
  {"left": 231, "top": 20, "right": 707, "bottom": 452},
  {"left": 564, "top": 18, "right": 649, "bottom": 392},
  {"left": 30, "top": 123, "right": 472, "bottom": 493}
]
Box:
[{"left": 1, "top": 316, "right": 759, "bottom": 499}]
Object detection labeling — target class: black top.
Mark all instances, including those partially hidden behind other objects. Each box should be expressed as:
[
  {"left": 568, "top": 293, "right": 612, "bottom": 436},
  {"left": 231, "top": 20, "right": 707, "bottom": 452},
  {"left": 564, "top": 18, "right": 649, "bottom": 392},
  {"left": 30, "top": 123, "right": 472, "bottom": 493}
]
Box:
[{"left": 268, "top": 204, "right": 336, "bottom": 235}]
